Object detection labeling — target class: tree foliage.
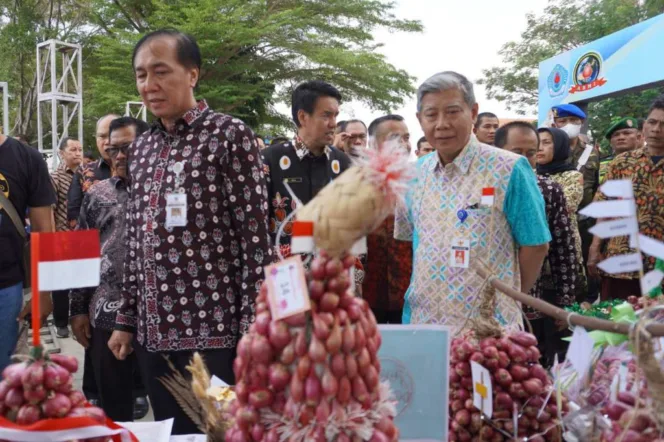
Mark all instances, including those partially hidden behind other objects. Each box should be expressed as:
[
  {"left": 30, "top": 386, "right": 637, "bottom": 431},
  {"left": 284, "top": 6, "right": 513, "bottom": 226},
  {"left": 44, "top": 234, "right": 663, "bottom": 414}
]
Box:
[
  {"left": 478, "top": 0, "right": 664, "bottom": 150},
  {"left": 0, "top": 0, "right": 422, "bottom": 148}
]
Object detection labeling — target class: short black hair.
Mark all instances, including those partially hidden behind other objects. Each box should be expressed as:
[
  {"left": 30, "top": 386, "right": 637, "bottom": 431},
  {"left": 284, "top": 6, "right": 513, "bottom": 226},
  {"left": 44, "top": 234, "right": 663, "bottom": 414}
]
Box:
[
  {"left": 109, "top": 116, "right": 150, "bottom": 139},
  {"left": 58, "top": 137, "right": 79, "bottom": 151},
  {"left": 338, "top": 119, "right": 367, "bottom": 133},
  {"left": 368, "top": 114, "right": 405, "bottom": 137},
  {"left": 475, "top": 112, "right": 498, "bottom": 128},
  {"left": 84, "top": 151, "right": 96, "bottom": 160},
  {"left": 270, "top": 136, "right": 290, "bottom": 146},
  {"left": 132, "top": 29, "right": 201, "bottom": 73},
  {"left": 648, "top": 95, "right": 664, "bottom": 118},
  {"left": 494, "top": 121, "right": 539, "bottom": 149},
  {"left": 417, "top": 136, "right": 428, "bottom": 150},
  {"left": 291, "top": 80, "right": 342, "bottom": 127}
]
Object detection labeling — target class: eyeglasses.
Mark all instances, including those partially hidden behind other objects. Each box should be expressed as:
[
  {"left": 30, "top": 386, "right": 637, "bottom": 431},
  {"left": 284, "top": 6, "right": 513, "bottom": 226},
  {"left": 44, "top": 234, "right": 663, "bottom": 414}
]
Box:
[{"left": 105, "top": 143, "right": 131, "bottom": 158}]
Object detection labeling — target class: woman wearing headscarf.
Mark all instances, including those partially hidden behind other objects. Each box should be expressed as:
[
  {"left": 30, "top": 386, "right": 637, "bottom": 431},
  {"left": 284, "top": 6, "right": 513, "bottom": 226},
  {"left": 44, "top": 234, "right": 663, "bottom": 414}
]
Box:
[{"left": 537, "top": 127, "right": 587, "bottom": 300}]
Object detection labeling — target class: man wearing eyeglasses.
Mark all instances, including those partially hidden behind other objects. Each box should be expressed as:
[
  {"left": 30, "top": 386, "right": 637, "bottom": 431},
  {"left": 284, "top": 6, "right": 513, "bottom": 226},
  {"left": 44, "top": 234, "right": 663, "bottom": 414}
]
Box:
[
  {"left": 69, "top": 116, "right": 149, "bottom": 422},
  {"left": 335, "top": 119, "right": 368, "bottom": 158}
]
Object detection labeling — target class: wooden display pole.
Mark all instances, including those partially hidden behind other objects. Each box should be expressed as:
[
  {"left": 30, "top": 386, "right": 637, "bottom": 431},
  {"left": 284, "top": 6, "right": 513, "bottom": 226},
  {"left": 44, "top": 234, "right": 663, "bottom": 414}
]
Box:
[{"left": 473, "top": 263, "right": 664, "bottom": 337}]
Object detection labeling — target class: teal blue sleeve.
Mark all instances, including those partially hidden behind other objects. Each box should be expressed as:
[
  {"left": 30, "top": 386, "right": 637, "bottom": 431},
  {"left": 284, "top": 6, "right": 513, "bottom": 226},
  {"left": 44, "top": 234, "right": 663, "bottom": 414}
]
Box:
[{"left": 503, "top": 157, "right": 551, "bottom": 246}]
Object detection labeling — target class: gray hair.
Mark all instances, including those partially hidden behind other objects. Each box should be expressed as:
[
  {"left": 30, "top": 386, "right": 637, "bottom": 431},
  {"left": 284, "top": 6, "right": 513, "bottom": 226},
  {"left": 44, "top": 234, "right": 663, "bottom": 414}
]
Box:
[
  {"left": 95, "top": 114, "right": 120, "bottom": 132},
  {"left": 417, "top": 71, "right": 476, "bottom": 111}
]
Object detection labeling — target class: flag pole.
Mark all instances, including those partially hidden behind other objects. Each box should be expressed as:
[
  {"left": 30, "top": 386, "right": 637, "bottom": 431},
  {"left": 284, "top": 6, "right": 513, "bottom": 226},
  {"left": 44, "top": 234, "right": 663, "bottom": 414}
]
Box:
[{"left": 31, "top": 233, "right": 40, "bottom": 347}]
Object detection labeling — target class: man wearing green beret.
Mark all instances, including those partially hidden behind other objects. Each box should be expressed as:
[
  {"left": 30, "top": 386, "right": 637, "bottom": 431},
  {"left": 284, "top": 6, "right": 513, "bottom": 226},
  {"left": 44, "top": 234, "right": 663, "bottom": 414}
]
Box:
[{"left": 599, "top": 117, "right": 643, "bottom": 184}]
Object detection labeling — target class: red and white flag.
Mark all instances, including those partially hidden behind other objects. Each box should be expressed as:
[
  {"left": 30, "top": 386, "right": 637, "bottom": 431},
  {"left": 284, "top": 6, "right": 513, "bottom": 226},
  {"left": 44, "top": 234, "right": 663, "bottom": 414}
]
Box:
[
  {"left": 290, "top": 221, "right": 315, "bottom": 254},
  {"left": 481, "top": 187, "right": 495, "bottom": 207},
  {"left": 34, "top": 230, "right": 101, "bottom": 291}
]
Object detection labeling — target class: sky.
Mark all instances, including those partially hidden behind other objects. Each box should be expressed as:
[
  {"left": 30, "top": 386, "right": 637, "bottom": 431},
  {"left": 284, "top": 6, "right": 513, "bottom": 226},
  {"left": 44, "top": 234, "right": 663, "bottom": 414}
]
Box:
[{"left": 334, "top": 0, "right": 551, "bottom": 146}]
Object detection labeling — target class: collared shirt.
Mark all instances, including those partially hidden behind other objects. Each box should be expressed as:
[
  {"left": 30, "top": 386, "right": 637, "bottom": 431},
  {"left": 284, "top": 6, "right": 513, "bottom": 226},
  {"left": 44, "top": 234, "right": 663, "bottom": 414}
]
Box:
[
  {"left": 362, "top": 214, "right": 412, "bottom": 312},
  {"left": 67, "top": 158, "right": 112, "bottom": 228},
  {"left": 116, "top": 100, "right": 273, "bottom": 352},
  {"left": 394, "top": 136, "right": 550, "bottom": 334},
  {"left": 526, "top": 176, "right": 578, "bottom": 320},
  {"left": 69, "top": 177, "right": 127, "bottom": 331},
  {"left": 51, "top": 165, "right": 75, "bottom": 232},
  {"left": 568, "top": 142, "right": 600, "bottom": 209},
  {"left": 595, "top": 148, "right": 664, "bottom": 279}
]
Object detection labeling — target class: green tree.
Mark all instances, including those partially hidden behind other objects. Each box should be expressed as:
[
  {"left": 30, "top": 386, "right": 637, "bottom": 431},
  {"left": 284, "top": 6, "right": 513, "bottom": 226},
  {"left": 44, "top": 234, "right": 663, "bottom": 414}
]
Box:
[
  {"left": 85, "top": 0, "right": 422, "bottom": 132},
  {"left": 478, "top": 0, "right": 664, "bottom": 141}
]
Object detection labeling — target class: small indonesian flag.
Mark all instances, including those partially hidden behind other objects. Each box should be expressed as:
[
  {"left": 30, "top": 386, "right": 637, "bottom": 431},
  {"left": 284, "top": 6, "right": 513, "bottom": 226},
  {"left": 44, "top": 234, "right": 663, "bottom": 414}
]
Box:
[
  {"left": 36, "top": 230, "right": 101, "bottom": 291},
  {"left": 290, "top": 221, "right": 315, "bottom": 254},
  {"left": 481, "top": 187, "right": 495, "bottom": 207}
]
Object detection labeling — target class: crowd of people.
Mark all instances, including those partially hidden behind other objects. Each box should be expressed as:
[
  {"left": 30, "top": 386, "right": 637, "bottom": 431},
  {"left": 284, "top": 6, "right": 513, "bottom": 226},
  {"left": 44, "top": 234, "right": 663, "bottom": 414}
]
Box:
[{"left": 1, "top": 27, "right": 663, "bottom": 434}]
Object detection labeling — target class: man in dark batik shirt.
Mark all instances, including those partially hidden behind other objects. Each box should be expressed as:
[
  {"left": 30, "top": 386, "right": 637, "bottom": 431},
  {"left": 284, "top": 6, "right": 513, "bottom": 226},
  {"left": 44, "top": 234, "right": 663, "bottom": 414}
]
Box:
[
  {"left": 496, "top": 122, "right": 578, "bottom": 366},
  {"left": 69, "top": 117, "right": 149, "bottom": 422},
  {"left": 261, "top": 81, "right": 366, "bottom": 288},
  {"left": 107, "top": 30, "right": 272, "bottom": 435}
]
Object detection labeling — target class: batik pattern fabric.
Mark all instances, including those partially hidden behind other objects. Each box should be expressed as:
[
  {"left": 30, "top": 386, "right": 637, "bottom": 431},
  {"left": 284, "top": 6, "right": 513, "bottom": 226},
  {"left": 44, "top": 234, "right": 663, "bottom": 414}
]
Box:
[
  {"left": 116, "top": 100, "right": 273, "bottom": 352},
  {"left": 569, "top": 143, "right": 600, "bottom": 208},
  {"left": 546, "top": 170, "right": 586, "bottom": 284},
  {"left": 50, "top": 165, "right": 74, "bottom": 232},
  {"left": 69, "top": 177, "right": 128, "bottom": 331},
  {"left": 525, "top": 176, "right": 578, "bottom": 320},
  {"left": 595, "top": 148, "right": 664, "bottom": 280},
  {"left": 394, "top": 137, "right": 551, "bottom": 336},
  {"left": 67, "top": 158, "right": 112, "bottom": 229},
  {"left": 363, "top": 214, "right": 412, "bottom": 312}
]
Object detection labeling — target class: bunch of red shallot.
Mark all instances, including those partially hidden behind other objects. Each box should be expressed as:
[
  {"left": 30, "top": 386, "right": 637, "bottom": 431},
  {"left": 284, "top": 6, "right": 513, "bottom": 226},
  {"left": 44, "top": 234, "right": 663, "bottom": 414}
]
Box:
[
  {"left": 449, "top": 331, "right": 566, "bottom": 442},
  {"left": 226, "top": 253, "right": 397, "bottom": 442},
  {"left": 0, "top": 352, "right": 109, "bottom": 442}
]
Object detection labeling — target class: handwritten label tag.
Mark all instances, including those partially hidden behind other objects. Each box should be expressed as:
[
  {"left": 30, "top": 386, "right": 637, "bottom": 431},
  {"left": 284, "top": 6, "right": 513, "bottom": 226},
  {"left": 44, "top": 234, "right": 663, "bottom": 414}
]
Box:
[
  {"left": 470, "top": 361, "right": 493, "bottom": 418},
  {"left": 566, "top": 327, "right": 594, "bottom": 376},
  {"left": 264, "top": 257, "right": 311, "bottom": 320}
]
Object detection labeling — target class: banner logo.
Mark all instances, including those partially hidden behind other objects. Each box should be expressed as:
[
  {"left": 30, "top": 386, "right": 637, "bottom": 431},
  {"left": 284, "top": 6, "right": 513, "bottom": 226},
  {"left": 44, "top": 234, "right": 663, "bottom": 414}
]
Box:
[
  {"left": 547, "top": 64, "right": 568, "bottom": 97},
  {"left": 570, "top": 52, "right": 606, "bottom": 94}
]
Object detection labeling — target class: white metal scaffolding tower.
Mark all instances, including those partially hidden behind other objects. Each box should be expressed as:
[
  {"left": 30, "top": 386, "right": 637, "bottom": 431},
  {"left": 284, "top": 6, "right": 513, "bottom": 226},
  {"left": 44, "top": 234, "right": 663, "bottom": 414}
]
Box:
[
  {"left": 36, "top": 40, "right": 83, "bottom": 170},
  {"left": 125, "top": 101, "right": 147, "bottom": 121},
  {"left": 0, "top": 82, "right": 8, "bottom": 135}
]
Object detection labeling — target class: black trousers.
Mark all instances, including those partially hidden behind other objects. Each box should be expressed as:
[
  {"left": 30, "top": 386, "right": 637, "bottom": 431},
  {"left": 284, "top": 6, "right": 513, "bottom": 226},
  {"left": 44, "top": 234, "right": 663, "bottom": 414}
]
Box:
[
  {"left": 372, "top": 308, "right": 402, "bottom": 324},
  {"left": 52, "top": 290, "right": 70, "bottom": 328},
  {"left": 90, "top": 327, "right": 135, "bottom": 422},
  {"left": 134, "top": 345, "right": 236, "bottom": 435},
  {"left": 531, "top": 316, "right": 570, "bottom": 369}
]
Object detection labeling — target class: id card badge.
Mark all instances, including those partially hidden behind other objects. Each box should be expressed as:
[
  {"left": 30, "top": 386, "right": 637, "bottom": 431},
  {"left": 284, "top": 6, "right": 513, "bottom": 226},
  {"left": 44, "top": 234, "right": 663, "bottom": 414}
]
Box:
[
  {"left": 166, "top": 193, "right": 188, "bottom": 228},
  {"left": 451, "top": 238, "right": 470, "bottom": 268}
]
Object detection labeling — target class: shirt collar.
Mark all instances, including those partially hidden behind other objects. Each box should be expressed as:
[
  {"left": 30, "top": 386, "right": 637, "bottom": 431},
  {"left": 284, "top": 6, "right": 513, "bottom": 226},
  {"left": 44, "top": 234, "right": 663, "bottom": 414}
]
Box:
[
  {"left": 110, "top": 176, "right": 126, "bottom": 189},
  {"left": 152, "top": 100, "right": 210, "bottom": 134},
  {"left": 429, "top": 135, "right": 480, "bottom": 175},
  {"left": 293, "top": 135, "right": 331, "bottom": 161}
]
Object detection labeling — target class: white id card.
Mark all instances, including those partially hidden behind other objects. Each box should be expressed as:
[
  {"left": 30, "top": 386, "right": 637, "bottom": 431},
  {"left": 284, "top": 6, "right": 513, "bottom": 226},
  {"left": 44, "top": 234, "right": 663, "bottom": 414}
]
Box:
[
  {"left": 451, "top": 238, "right": 470, "bottom": 268},
  {"left": 166, "top": 193, "right": 187, "bottom": 228}
]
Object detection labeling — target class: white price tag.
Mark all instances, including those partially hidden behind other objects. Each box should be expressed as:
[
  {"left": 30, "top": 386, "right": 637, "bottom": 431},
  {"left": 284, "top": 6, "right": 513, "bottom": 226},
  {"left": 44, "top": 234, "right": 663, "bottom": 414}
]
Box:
[
  {"left": 470, "top": 361, "right": 493, "bottom": 418},
  {"left": 264, "top": 257, "right": 311, "bottom": 320}
]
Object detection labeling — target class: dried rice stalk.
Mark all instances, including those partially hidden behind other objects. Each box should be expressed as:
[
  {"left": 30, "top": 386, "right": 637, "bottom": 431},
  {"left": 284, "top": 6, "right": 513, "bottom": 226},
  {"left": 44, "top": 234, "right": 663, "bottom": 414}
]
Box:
[{"left": 297, "top": 142, "right": 414, "bottom": 257}]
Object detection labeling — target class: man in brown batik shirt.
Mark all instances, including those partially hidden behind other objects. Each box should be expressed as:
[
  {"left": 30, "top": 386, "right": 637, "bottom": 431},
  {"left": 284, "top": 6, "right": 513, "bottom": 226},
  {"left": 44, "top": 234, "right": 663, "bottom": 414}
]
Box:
[{"left": 108, "top": 30, "right": 272, "bottom": 434}]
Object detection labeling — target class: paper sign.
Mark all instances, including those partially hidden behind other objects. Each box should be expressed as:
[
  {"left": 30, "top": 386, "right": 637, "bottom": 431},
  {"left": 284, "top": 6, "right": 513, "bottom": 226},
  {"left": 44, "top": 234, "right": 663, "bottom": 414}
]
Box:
[
  {"left": 210, "top": 375, "right": 229, "bottom": 388},
  {"left": 566, "top": 327, "right": 594, "bottom": 376},
  {"left": 576, "top": 145, "right": 594, "bottom": 170},
  {"left": 639, "top": 234, "right": 664, "bottom": 260},
  {"left": 471, "top": 361, "right": 493, "bottom": 418},
  {"left": 597, "top": 253, "right": 643, "bottom": 274},
  {"left": 170, "top": 436, "right": 207, "bottom": 442},
  {"left": 351, "top": 236, "right": 367, "bottom": 255},
  {"left": 641, "top": 269, "right": 664, "bottom": 294},
  {"left": 377, "top": 325, "right": 450, "bottom": 441},
  {"left": 589, "top": 217, "right": 638, "bottom": 238},
  {"left": 600, "top": 179, "right": 634, "bottom": 199},
  {"left": 264, "top": 257, "right": 311, "bottom": 320},
  {"left": 116, "top": 419, "right": 173, "bottom": 442},
  {"left": 579, "top": 199, "right": 636, "bottom": 219}
]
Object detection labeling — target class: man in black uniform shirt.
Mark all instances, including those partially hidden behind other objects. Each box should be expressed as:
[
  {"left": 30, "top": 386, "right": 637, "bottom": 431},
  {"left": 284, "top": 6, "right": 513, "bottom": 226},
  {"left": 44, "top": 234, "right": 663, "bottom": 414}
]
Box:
[
  {"left": 0, "top": 134, "right": 56, "bottom": 371},
  {"left": 261, "top": 80, "right": 352, "bottom": 257}
]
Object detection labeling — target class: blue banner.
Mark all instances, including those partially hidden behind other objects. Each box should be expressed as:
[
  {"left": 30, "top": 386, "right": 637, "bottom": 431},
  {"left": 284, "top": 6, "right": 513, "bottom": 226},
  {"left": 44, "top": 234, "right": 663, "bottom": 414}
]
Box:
[
  {"left": 538, "top": 13, "right": 664, "bottom": 126},
  {"left": 377, "top": 325, "right": 450, "bottom": 442}
]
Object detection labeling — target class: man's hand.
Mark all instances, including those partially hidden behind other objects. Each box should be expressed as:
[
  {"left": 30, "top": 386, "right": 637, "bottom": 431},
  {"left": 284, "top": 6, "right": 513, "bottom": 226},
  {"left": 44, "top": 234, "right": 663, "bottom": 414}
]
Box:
[
  {"left": 18, "top": 292, "right": 53, "bottom": 327},
  {"left": 71, "top": 315, "right": 91, "bottom": 348},
  {"left": 108, "top": 330, "right": 134, "bottom": 360},
  {"left": 588, "top": 245, "right": 604, "bottom": 279}
]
